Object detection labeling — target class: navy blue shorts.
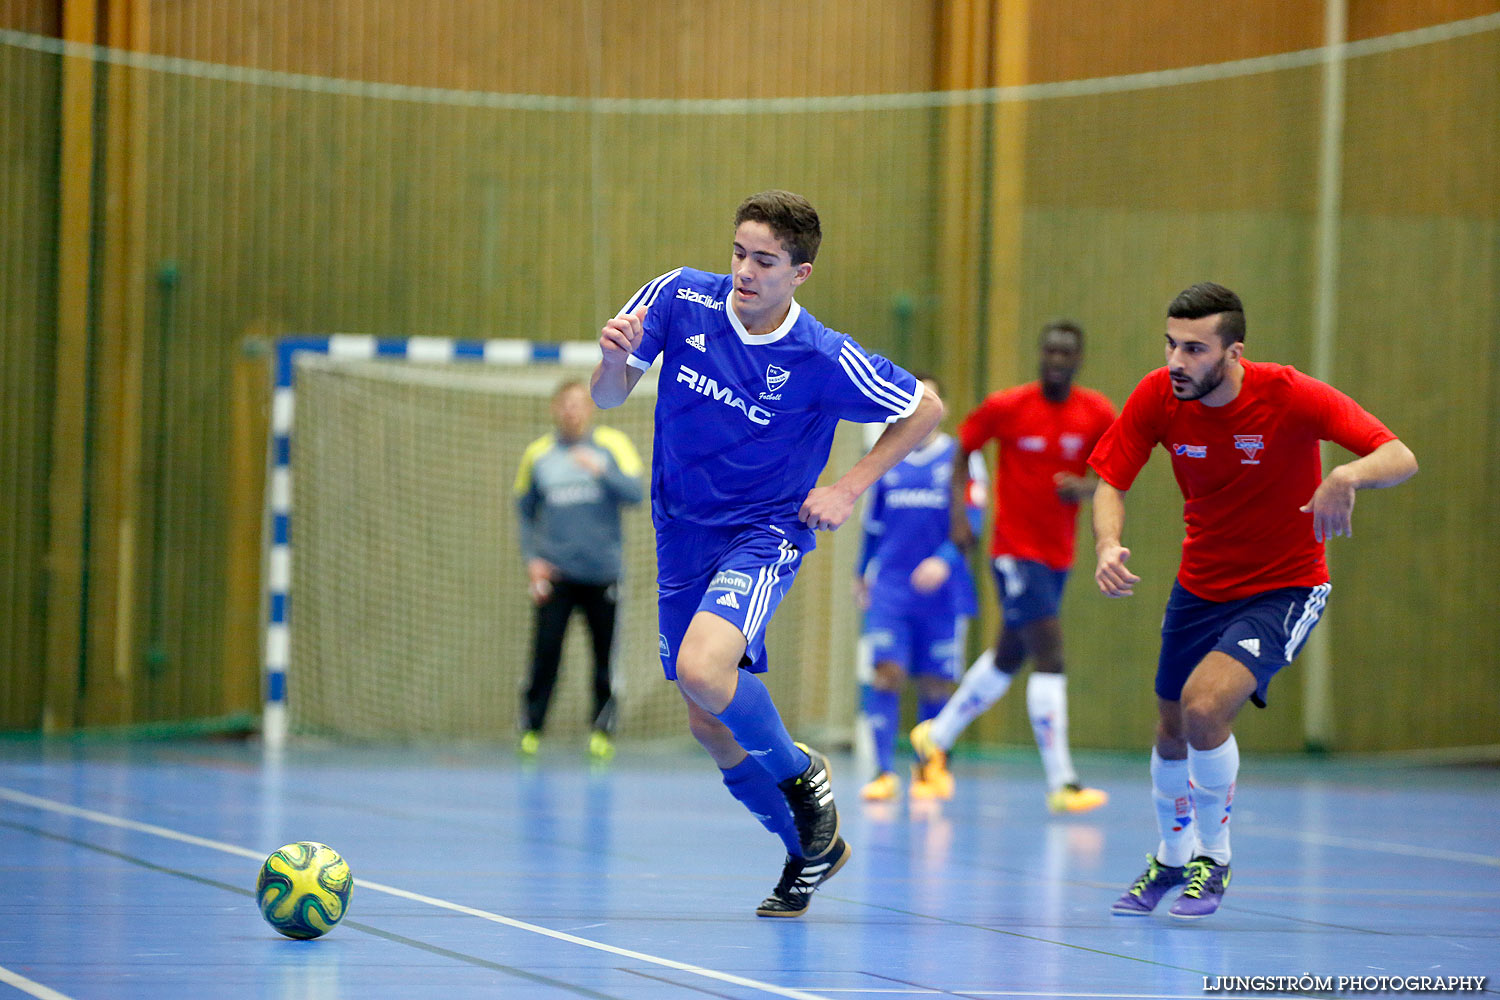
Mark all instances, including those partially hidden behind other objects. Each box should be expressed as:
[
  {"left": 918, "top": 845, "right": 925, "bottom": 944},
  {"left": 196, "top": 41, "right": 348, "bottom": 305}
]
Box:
[
  {"left": 654, "top": 521, "right": 803, "bottom": 681},
  {"left": 991, "top": 556, "right": 1069, "bottom": 628},
  {"left": 1156, "top": 580, "right": 1331, "bottom": 708}
]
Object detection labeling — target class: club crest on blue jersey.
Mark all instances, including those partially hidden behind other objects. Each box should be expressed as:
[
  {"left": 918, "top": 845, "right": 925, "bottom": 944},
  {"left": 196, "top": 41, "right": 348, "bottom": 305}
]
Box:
[
  {"left": 709, "top": 569, "right": 754, "bottom": 595},
  {"left": 658, "top": 633, "right": 670, "bottom": 657},
  {"left": 766, "top": 364, "right": 790, "bottom": 393}
]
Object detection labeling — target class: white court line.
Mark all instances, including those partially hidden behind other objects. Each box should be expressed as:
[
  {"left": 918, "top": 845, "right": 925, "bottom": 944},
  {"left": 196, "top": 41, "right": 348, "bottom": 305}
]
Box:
[
  {"left": 0, "top": 786, "right": 833, "bottom": 1000},
  {"left": 0, "top": 964, "right": 76, "bottom": 1000},
  {"left": 1245, "top": 826, "right": 1500, "bottom": 868}
]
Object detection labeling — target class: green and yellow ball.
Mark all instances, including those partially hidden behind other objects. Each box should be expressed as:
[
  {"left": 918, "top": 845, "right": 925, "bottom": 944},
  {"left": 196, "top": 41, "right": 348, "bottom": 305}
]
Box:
[{"left": 256, "top": 842, "right": 352, "bottom": 939}]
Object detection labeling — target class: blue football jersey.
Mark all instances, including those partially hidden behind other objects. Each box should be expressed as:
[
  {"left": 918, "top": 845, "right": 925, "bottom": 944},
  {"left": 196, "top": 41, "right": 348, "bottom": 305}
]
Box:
[
  {"left": 622, "top": 268, "right": 922, "bottom": 549},
  {"left": 859, "top": 434, "right": 982, "bottom": 617}
]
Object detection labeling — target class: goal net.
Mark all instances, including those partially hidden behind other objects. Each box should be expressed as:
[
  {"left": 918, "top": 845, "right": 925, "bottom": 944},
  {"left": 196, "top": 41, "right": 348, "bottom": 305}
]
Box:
[{"left": 282, "top": 350, "right": 866, "bottom": 746}]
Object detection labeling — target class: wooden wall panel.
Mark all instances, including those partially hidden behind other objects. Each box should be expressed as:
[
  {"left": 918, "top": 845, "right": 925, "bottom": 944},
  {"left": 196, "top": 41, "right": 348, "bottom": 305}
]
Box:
[
  {"left": 1342, "top": 28, "right": 1498, "bottom": 219},
  {"left": 147, "top": 1, "right": 935, "bottom": 98},
  {"left": 5, "top": 0, "right": 1494, "bottom": 748},
  {"left": 40, "top": 0, "right": 100, "bottom": 732},
  {"left": 1349, "top": 0, "right": 1500, "bottom": 39},
  {"left": 1028, "top": 0, "right": 1322, "bottom": 84},
  {"left": 0, "top": 0, "right": 58, "bottom": 32},
  {"left": 1323, "top": 25, "right": 1498, "bottom": 751},
  {"left": 932, "top": 0, "right": 997, "bottom": 407},
  {"left": 77, "top": 0, "right": 152, "bottom": 727},
  {"left": 0, "top": 27, "right": 59, "bottom": 730}
]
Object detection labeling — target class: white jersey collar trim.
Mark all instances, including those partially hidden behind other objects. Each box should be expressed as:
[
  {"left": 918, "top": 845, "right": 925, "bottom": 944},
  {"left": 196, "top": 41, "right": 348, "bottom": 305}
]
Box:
[{"left": 728, "top": 296, "right": 801, "bottom": 346}]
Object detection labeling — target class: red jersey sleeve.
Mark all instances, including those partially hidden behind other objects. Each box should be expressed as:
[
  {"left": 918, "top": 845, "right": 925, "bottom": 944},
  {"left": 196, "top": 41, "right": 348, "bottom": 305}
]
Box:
[
  {"left": 1088, "top": 371, "right": 1165, "bottom": 491},
  {"left": 958, "top": 391, "right": 1009, "bottom": 453},
  {"left": 1293, "top": 370, "right": 1398, "bottom": 456}
]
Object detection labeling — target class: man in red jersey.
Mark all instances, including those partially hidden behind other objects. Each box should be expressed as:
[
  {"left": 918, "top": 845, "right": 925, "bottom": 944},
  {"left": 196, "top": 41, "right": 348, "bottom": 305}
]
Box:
[
  {"left": 909, "top": 321, "right": 1117, "bottom": 812},
  {"left": 1091, "top": 282, "right": 1417, "bottom": 920}
]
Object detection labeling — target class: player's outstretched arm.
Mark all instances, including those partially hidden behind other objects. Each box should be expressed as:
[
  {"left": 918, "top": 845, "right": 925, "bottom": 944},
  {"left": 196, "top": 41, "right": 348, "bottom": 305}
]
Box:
[
  {"left": 591, "top": 304, "right": 648, "bottom": 409},
  {"left": 1054, "top": 470, "right": 1099, "bottom": 503},
  {"left": 1299, "top": 438, "right": 1418, "bottom": 542},
  {"left": 1092, "top": 480, "right": 1140, "bottom": 598},
  {"left": 800, "top": 387, "right": 944, "bottom": 532}
]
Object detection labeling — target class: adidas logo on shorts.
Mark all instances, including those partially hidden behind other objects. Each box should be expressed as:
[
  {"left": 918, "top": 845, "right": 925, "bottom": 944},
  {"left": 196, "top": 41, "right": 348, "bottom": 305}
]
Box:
[
  {"left": 686, "top": 333, "right": 707, "bottom": 352},
  {"left": 1237, "top": 637, "right": 1261, "bottom": 658},
  {"left": 716, "top": 591, "right": 740, "bottom": 609}
]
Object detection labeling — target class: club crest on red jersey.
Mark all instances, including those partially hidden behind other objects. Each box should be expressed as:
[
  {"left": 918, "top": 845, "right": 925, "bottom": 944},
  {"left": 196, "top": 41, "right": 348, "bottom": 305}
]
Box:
[{"left": 1234, "top": 434, "right": 1264, "bottom": 464}]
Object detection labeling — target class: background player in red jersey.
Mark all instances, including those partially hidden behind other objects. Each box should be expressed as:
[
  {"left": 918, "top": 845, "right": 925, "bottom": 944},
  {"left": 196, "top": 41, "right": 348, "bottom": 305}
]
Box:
[
  {"left": 1091, "top": 282, "right": 1417, "bottom": 919},
  {"left": 909, "top": 321, "right": 1117, "bottom": 812}
]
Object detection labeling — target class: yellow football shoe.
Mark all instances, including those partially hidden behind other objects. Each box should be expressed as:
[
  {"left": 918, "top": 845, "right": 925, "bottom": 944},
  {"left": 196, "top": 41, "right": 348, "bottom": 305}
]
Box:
[
  {"left": 1047, "top": 783, "right": 1109, "bottom": 814},
  {"left": 860, "top": 771, "right": 900, "bottom": 802}
]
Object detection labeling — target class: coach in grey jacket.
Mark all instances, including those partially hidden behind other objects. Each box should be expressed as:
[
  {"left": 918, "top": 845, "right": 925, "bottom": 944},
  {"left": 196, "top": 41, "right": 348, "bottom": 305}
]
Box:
[{"left": 514, "top": 380, "right": 644, "bottom": 758}]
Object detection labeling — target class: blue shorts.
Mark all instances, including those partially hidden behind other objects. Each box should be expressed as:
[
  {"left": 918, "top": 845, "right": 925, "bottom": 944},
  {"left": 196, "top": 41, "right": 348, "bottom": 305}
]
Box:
[
  {"left": 863, "top": 601, "right": 967, "bottom": 681},
  {"left": 991, "top": 556, "right": 1069, "bottom": 628},
  {"left": 654, "top": 521, "right": 804, "bottom": 681},
  {"left": 1157, "top": 580, "right": 1331, "bottom": 708}
]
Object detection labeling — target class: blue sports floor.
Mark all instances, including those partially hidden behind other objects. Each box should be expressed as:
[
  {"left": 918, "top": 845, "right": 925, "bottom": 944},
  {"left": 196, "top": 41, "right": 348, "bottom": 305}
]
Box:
[{"left": 0, "top": 738, "right": 1495, "bottom": 999}]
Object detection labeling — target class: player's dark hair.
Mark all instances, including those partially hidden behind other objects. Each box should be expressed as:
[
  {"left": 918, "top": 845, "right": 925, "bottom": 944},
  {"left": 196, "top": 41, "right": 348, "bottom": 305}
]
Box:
[
  {"left": 734, "top": 190, "right": 822, "bottom": 266},
  {"left": 1168, "top": 283, "right": 1246, "bottom": 346},
  {"left": 1040, "top": 319, "right": 1084, "bottom": 351}
]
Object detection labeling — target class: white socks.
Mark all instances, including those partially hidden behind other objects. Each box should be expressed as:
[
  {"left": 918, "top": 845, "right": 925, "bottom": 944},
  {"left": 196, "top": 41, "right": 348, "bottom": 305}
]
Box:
[
  {"left": 1151, "top": 736, "right": 1239, "bottom": 867},
  {"left": 929, "top": 648, "right": 1012, "bottom": 749},
  {"left": 929, "top": 655, "right": 1081, "bottom": 794},
  {"left": 1188, "top": 735, "right": 1239, "bottom": 864},
  {"left": 1026, "top": 672, "right": 1078, "bottom": 792},
  {"left": 1151, "top": 748, "right": 1196, "bottom": 867}
]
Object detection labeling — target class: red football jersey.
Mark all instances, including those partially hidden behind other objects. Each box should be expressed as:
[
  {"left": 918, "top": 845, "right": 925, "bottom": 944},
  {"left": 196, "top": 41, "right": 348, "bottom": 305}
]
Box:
[
  {"left": 1088, "top": 360, "right": 1397, "bottom": 602},
  {"left": 960, "top": 382, "right": 1117, "bottom": 571}
]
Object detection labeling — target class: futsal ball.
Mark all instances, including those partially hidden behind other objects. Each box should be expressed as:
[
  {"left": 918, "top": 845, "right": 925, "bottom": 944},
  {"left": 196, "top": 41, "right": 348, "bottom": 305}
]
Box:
[{"left": 256, "top": 841, "right": 353, "bottom": 939}]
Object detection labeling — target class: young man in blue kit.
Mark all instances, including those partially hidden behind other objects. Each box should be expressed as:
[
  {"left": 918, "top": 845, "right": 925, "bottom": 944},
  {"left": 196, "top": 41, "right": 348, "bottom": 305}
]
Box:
[{"left": 591, "top": 190, "right": 943, "bottom": 917}]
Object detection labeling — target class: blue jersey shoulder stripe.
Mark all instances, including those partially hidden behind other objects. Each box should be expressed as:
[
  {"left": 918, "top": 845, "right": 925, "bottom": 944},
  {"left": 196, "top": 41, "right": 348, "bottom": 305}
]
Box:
[
  {"left": 837, "top": 341, "right": 915, "bottom": 413},
  {"left": 620, "top": 268, "right": 683, "bottom": 316}
]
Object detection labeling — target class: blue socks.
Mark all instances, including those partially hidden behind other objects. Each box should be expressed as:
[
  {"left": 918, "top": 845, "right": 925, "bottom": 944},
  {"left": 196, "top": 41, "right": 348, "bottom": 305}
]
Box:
[
  {"left": 862, "top": 686, "right": 899, "bottom": 773},
  {"left": 713, "top": 670, "right": 809, "bottom": 783},
  {"left": 721, "top": 756, "right": 801, "bottom": 856}
]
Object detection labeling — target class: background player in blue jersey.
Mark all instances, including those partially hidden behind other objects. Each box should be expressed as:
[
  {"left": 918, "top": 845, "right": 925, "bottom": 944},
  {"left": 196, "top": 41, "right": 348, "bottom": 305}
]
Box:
[
  {"left": 854, "top": 374, "right": 985, "bottom": 801},
  {"left": 591, "top": 190, "right": 943, "bottom": 917}
]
